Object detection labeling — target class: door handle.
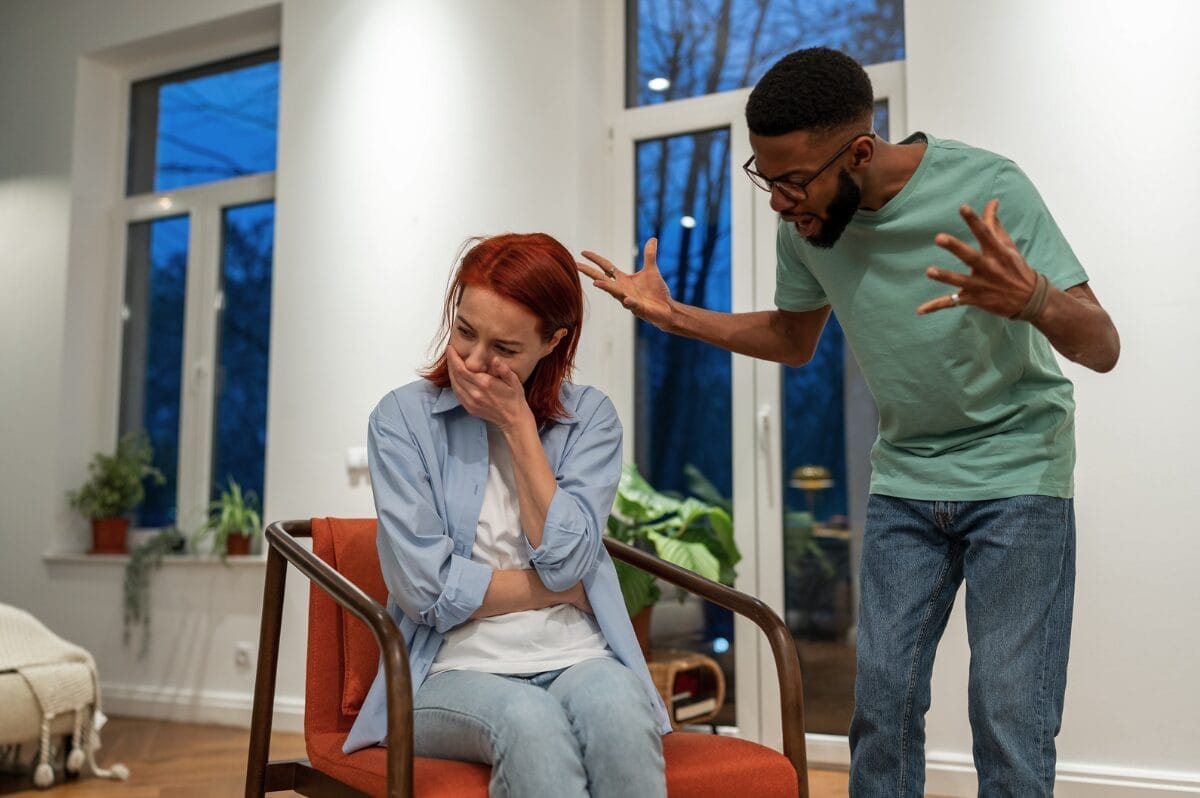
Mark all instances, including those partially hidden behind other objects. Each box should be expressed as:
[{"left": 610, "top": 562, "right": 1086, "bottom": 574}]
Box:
[{"left": 757, "top": 404, "right": 774, "bottom": 504}]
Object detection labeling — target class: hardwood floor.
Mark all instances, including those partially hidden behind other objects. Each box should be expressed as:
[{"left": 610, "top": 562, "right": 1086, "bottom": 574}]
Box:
[{"left": 0, "top": 716, "right": 851, "bottom": 797}]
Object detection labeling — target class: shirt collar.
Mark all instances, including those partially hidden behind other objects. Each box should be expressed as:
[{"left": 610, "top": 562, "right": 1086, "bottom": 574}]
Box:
[{"left": 431, "top": 387, "right": 463, "bottom": 415}]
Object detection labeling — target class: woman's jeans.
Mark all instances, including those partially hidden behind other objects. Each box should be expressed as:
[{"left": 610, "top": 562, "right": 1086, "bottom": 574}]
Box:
[
  {"left": 414, "top": 656, "right": 666, "bottom": 798},
  {"left": 849, "top": 494, "right": 1076, "bottom": 797}
]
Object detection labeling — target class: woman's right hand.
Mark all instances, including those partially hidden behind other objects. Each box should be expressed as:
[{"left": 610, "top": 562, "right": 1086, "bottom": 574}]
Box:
[{"left": 577, "top": 238, "right": 676, "bottom": 332}]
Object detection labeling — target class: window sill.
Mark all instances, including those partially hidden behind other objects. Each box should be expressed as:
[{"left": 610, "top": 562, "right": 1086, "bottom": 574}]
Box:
[{"left": 42, "top": 551, "right": 267, "bottom": 567}]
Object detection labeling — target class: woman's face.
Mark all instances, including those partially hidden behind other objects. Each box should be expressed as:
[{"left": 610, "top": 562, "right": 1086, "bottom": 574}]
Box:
[{"left": 449, "top": 286, "right": 566, "bottom": 384}]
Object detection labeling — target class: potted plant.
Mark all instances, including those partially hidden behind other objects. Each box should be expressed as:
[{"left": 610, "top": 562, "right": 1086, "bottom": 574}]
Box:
[
  {"left": 607, "top": 463, "right": 740, "bottom": 658},
  {"left": 66, "top": 433, "right": 164, "bottom": 553},
  {"left": 195, "top": 477, "right": 262, "bottom": 559}
]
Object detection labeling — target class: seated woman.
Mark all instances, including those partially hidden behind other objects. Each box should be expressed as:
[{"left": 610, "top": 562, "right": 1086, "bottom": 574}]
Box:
[{"left": 343, "top": 233, "right": 670, "bottom": 797}]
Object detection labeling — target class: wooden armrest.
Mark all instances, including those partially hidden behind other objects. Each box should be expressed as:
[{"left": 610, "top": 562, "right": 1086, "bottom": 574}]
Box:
[
  {"left": 602, "top": 537, "right": 808, "bottom": 785},
  {"left": 248, "top": 520, "right": 414, "bottom": 798}
]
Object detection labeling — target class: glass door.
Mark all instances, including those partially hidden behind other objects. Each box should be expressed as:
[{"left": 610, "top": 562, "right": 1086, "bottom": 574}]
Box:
[
  {"left": 607, "top": 50, "right": 906, "bottom": 756},
  {"left": 609, "top": 91, "right": 760, "bottom": 735}
]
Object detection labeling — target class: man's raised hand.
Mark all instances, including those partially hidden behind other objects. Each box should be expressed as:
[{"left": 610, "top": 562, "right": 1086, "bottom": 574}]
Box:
[{"left": 577, "top": 238, "right": 676, "bottom": 331}]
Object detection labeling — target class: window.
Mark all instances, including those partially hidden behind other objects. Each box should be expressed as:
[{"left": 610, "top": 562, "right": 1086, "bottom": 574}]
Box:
[
  {"left": 621, "top": 0, "right": 904, "bottom": 741},
  {"left": 628, "top": 0, "right": 904, "bottom": 107},
  {"left": 118, "top": 49, "right": 279, "bottom": 530}
]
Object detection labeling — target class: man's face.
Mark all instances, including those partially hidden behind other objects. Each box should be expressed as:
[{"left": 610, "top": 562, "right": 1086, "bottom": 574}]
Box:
[{"left": 748, "top": 129, "right": 866, "bottom": 248}]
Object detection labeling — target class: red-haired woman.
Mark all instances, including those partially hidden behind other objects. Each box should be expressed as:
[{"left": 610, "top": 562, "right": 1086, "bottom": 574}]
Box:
[{"left": 343, "top": 233, "right": 669, "bottom": 797}]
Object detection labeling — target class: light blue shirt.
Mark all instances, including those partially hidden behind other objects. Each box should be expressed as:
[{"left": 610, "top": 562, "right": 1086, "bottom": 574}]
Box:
[{"left": 344, "top": 379, "right": 671, "bottom": 752}]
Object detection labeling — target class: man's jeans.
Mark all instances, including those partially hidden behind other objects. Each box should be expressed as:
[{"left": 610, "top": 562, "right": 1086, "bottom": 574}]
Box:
[
  {"left": 413, "top": 657, "right": 666, "bottom": 798},
  {"left": 849, "top": 494, "right": 1076, "bottom": 797}
]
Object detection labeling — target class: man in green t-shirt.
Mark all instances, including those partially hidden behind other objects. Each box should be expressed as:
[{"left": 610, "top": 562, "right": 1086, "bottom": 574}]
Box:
[{"left": 579, "top": 48, "right": 1119, "bottom": 797}]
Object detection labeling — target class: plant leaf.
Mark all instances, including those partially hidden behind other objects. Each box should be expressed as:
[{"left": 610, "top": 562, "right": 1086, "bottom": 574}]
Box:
[
  {"left": 646, "top": 530, "right": 721, "bottom": 582},
  {"left": 615, "top": 561, "right": 659, "bottom": 615}
]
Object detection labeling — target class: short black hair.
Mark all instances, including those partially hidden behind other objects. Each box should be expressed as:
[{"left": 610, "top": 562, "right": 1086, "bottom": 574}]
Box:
[{"left": 746, "top": 47, "right": 874, "bottom": 137}]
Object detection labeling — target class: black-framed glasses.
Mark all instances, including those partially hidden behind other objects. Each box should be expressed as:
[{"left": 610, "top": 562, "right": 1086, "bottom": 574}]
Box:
[{"left": 743, "top": 131, "right": 875, "bottom": 201}]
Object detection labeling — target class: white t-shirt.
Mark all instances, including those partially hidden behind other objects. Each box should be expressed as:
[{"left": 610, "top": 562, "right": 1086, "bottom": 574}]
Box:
[{"left": 429, "top": 425, "right": 612, "bottom": 675}]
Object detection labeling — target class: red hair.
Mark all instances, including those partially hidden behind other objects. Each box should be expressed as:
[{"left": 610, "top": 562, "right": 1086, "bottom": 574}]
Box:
[{"left": 422, "top": 233, "right": 583, "bottom": 426}]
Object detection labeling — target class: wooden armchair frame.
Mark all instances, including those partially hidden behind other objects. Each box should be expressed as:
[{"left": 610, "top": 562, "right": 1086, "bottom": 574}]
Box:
[{"left": 245, "top": 519, "right": 809, "bottom": 798}]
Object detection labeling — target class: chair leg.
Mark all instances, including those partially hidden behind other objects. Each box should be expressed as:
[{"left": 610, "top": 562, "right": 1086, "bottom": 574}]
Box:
[{"left": 245, "top": 547, "right": 289, "bottom": 797}]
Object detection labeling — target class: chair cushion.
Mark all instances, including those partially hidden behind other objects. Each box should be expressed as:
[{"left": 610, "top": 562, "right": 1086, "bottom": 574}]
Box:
[
  {"left": 327, "top": 518, "right": 388, "bottom": 717},
  {"left": 307, "top": 730, "right": 797, "bottom": 798},
  {"left": 662, "top": 732, "right": 799, "bottom": 797},
  {"left": 307, "top": 732, "right": 490, "bottom": 798}
]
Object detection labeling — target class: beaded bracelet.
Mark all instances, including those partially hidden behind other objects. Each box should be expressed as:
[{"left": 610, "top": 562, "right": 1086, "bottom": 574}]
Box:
[{"left": 1014, "top": 271, "right": 1050, "bottom": 322}]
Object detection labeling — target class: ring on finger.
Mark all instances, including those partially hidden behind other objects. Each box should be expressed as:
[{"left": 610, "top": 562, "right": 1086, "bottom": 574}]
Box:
[
  {"left": 601, "top": 266, "right": 617, "bottom": 280},
  {"left": 949, "top": 292, "right": 961, "bottom": 306}
]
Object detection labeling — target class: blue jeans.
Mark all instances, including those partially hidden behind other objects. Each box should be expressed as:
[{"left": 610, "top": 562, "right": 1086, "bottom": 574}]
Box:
[
  {"left": 413, "top": 657, "right": 666, "bottom": 798},
  {"left": 849, "top": 495, "right": 1075, "bottom": 797}
]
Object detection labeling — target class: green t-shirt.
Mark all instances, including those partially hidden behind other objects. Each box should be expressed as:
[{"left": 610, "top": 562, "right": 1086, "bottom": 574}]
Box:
[{"left": 775, "top": 133, "right": 1089, "bottom": 500}]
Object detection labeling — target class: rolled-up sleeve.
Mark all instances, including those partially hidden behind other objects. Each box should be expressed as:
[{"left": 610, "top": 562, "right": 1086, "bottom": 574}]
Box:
[
  {"left": 368, "top": 398, "right": 491, "bottom": 633},
  {"left": 527, "top": 394, "right": 622, "bottom": 591}
]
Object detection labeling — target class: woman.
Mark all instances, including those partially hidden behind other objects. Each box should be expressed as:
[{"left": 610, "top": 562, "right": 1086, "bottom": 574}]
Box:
[{"left": 343, "top": 233, "right": 670, "bottom": 798}]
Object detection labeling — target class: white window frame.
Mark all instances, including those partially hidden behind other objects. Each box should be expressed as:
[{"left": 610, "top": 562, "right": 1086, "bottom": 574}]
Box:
[
  {"left": 114, "top": 172, "right": 275, "bottom": 531},
  {"left": 600, "top": 0, "right": 906, "bottom": 765},
  {"left": 57, "top": 8, "right": 281, "bottom": 554}
]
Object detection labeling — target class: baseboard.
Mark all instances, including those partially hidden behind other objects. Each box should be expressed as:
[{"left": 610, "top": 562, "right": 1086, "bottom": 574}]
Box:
[
  {"left": 804, "top": 735, "right": 1200, "bottom": 796},
  {"left": 101, "top": 683, "right": 305, "bottom": 733}
]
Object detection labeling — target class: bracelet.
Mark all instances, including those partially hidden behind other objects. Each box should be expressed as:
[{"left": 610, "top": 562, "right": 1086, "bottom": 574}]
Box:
[{"left": 1013, "top": 271, "right": 1050, "bottom": 322}]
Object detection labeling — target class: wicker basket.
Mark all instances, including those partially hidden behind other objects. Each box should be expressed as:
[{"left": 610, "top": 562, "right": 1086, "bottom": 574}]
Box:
[{"left": 647, "top": 648, "right": 726, "bottom": 729}]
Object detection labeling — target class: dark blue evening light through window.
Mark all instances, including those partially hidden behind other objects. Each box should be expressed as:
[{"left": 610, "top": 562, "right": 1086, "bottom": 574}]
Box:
[
  {"left": 122, "top": 51, "right": 278, "bottom": 525},
  {"left": 635, "top": 129, "right": 733, "bottom": 501},
  {"left": 126, "top": 52, "right": 279, "bottom": 193},
  {"left": 629, "top": 0, "right": 904, "bottom": 107},
  {"left": 120, "top": 216, "right": 189, "bottom": 528},
  {"left": 211, "top": 201, "right": 275, "bottom": 508},
  {"left": 630, "top": 4, "right": 903, "bottom": 732}
]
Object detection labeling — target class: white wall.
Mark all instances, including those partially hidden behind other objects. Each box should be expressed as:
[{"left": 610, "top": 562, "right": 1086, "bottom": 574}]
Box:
[
  {"left": 0, "top": 0, "right": 606, "bottom": 730},
  {"left": 3, "top": 0, "right": 1197, "bottom": 790},
  {"left": 906, "top": 0, "right": 1200, "bottom": 792}
]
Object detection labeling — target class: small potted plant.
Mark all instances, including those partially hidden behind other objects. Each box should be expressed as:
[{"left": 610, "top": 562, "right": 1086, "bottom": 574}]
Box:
[
  {"left": 607, "top": 463, "right": 740, "bottom": 658},
  {"left": 196, "top": 477, "right": 262, "bottom": 559},
  {"left": 67, "top": 433, "right": 164, "bottom": 553}
]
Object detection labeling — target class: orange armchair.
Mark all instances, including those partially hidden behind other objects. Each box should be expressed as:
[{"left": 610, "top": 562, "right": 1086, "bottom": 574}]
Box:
[{"left": 245, "top": 518, "right": 810, "bottom": 797}]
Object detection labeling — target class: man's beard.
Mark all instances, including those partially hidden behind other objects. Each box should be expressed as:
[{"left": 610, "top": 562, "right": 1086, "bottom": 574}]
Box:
[{"left": 806, "top": 168, "right": 861, "bottom": 249}]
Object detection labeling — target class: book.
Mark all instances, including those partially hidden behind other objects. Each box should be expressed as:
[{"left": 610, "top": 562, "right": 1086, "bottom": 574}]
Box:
[{"left": 674, "top": 696, "right": 718, "bottom": 722}]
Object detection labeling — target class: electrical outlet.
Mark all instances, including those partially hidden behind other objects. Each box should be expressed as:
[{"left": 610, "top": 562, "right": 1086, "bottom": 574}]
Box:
[{"left": 234, "top": 641, "right": 255, "bottom": 670}]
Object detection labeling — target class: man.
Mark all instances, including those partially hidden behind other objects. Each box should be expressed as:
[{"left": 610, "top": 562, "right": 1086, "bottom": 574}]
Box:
[{"left": 578, "top": 47, "right": 1119, "bottom": 797}]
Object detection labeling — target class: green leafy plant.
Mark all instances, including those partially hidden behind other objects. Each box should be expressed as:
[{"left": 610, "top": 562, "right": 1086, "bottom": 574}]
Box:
[
  {"left": 66, "top": 433, "right": 164, "bottom": 519},
  {"left": 607, "top": 463, "right": 740, "bottom": 616},
  {"left": 194, "top": 478, "right": 262, "bottom": 560},
  {"left": 123, "top": 527, "right": 185, "bottom": 658}
]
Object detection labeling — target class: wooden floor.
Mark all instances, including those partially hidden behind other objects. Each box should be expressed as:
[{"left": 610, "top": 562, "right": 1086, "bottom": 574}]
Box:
[{"left": 0, "top": 716, "right": 851, "bottom": 797}]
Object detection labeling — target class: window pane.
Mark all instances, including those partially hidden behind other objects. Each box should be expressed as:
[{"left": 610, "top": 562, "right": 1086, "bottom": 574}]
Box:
[
  {"left": 629, "top": 0, "right": 905, "bottom": 107},
  {"left": 211, "top": 201, "right": 274, "bottom": 507},
  {"left": 127, "top": 51, "right": 280, "bottom": 194},
  {"left": 119, "top": 216, "right": 189, "bottom": 528},
  {"left": 635, "top": 128, "right": 737, "bottom": 726}
]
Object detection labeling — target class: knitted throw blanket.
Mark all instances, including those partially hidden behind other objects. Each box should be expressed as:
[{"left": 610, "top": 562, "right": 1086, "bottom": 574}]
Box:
[{"left": 0, "top": 603, "right": 126, "bottom": 786}]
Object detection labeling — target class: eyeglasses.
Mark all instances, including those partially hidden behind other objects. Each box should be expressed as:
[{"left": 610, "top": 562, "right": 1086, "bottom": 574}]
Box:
[{"left": 743, "top": 131, "right": 874, "bottom": 201}]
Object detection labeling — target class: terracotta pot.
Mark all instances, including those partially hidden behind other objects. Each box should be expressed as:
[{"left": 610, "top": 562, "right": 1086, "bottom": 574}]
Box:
[
  {"left": 225, "top": 533, "right": 251, "bottom": 557},
  {"left": 90, "top": 517, "right": 129, "bottom": 554},
  {"left": 631, "top": 605, "right": 653, "bottom": 662}
]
